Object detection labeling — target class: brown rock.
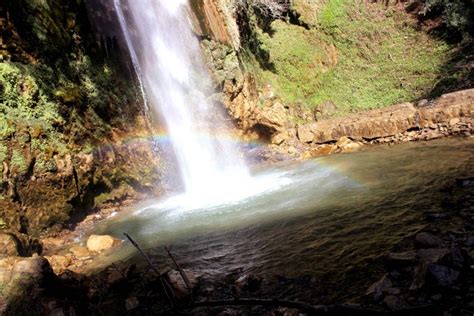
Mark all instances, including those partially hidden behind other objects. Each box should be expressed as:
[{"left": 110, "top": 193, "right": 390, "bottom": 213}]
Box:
[
  {"left": 387, "top": 251, "right": 417, "bottom": 265},
  {"left": 69, "top": 246, "right": 91, "bottom": 259},
  {"left": 166, "top": 269, "right": 198, "bottom": 298},
  {"left": 86, "top": 235, "right": 121, "bottom": 253},
  {"left": 415, "top": 232, "right": 443, "bottom": 248},
  {"left": 0, "top": 234, "right": 19, "bottom": 257},
  {"left": 297, "top": 124, "right": 314, "bottom": 143}
]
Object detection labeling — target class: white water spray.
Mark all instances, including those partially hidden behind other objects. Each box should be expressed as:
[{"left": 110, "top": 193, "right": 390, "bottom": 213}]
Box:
[{"left": 115, "top": 0, "right": 256, "bottom": 205}]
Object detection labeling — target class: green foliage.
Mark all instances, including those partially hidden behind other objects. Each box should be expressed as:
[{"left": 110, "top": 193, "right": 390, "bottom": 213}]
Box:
[
  {"left": 421, "top": 0, "right": 473, "bottom": 37},
  {"left": 10, "top": 150, "right": 28, "bottom": 174},
  {"left": 257, "top": 21, "right": 328, "bottom": 105},
  {"left": 252, "top": 0, "right": 451, "bottom": 115},
  {"left": 312, "top": 1, "right": 450, "bottom": 114}
]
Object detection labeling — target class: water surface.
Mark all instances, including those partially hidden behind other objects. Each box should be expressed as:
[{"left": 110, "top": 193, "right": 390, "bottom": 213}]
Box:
[{"left": 90, "top": 138, "right": 474, "bottom": 301}]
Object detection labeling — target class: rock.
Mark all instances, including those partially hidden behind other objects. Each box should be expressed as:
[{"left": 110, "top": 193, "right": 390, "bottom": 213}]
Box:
[
  {"left": 45, "top": 255, "right": 71, "bottom": 273},
  {"left": 297, "top": 124, "right": 314, "bottom": 143},
  {"left": 416, "top": 248, "right": 449, "bottom": 264},
  {"left": 235, "top": 274, "right": 262, "bottom": 294},
  {"left": 340, "top": 140, "right": 363, "bottom": 153},
  {"left": 383, "top": 295, "right": 408, "bottom": 311},
  {"left": 0, "top": 233, "right": 19, "bottom": 257},
  {"left": 465, "top": 237, "right": 474, "bottom": 248},
  {"left": 427, "top": 264, "right": 460, "bottom": 287},
  {"left": 125, "top": 296, "right": 139, "bottom": 311},
  {"left": 271, "top": 132, "right": 290, "bottom": 145},
  {"left": 431, "top": 294, "right": 442, "bottom": 301},
  {"left": 366, "top": 273, "right": 392, "bottom": 300},
  {"left": 107, "top": 270, "right": 124, "bottom": 285},
  {"left": 410, "top": 262, "right": 427, "bottom": 291},
  {"left": 166, "top": 269, "right": 198, "bottom": 298},
  {"left": 449, "top": 118, "right": 460, "bottom": 126},
  {"left": 86, "top": 235, "right": 121, "bottom": 252},
  {"left": 450, "top": 245, "right": 464, "bottom": 269},
  {"left": 69, "top": 246, "right": 91, "bottom": 259},
  {"left": 387, "top": 251, "right": 417, "bottom": 265},
  {"left": 336, "top": 136, "right": 352, "bottom": 148},
  {"left": 415, "top": 232, "right": 443, "bottom": 248},
  {"left": 308, "top": 144, "right": 336, "bottom": 157}
]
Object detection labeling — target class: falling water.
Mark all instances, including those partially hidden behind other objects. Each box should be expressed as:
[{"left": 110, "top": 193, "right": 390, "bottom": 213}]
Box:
[{"left": 114, "top": 0, "right": 253, "bottom": 203}]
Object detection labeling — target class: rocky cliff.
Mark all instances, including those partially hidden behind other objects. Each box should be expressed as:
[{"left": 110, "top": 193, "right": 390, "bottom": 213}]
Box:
[
  {"left": 0, "top": 0, "right": 160, "bottom": 236},
  {"left": 192, "top": 0, "right": 473, "bottom": 150}
]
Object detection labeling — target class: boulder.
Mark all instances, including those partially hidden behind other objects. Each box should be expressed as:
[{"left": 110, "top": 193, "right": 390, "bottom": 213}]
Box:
[
  {"left": 415, "top": 232, "right": 443, "bottom": 248},
  {"left": 383, "top": 295, "right": 408, "bottom": 311},
  {"left": 416, "top": 248, "right": 449, "bottom": 264},
  {"left": 86, "top": 235, "right": 121, "bottom": 253},
  {"left": 166, "top": 269, "right": 198, "bottom": 298},
  {"left": 0, "top": 234, "right": 19, "bottom": 257},
  {"left": 427, "top": 264, "right": 460, "bottom": 287}
]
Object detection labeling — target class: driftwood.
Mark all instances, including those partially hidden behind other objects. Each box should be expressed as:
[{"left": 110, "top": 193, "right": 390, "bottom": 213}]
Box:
[{"left": 124, "top": 233, "right": 175, "bottom": 307}]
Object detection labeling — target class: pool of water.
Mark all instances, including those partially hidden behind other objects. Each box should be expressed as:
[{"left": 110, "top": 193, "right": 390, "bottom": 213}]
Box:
[{"left": 88, "top": 138, "right": 474, "bottom": 301}]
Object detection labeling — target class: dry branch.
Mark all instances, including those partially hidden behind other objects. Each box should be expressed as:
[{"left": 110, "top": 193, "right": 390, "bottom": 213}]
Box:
[{"left": 124, "top": 232, "right": 176, "bottom": 307}]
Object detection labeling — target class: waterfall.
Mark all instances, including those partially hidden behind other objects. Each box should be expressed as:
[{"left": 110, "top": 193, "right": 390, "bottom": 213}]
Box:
[{"left": 114, "top": 0, "right": 251, "bottom": 203}]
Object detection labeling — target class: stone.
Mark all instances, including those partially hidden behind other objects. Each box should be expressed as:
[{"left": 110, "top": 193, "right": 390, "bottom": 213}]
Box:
[
  {"left": 427, "top": 264, "right": 460, "bottom": 287},
  {"left": 235, "top": 274, "right": 262, "bottom": 294},
  {"left": 309, "top": 144, "right": 336, "bottom": 157},
  {"left": 107, "top": 270, "right": 124, "bottom": 285},
  {"left": 416, "top": 248, "right": 449, "bottom": 264},
  {"left": 125, "top": 296, "right": 139, "bottom": 311},
  {"left": 166, "top": 269, "right": 198, "bottom": 298},
  {"left": 450, "top": 245, "right": 464, "bottom": 269},
  {"left": 86, "top": 235, "right": 121, "bottom": 253},
  {"left": 465, "top": 237, "right": 474, "bottom": 247},
  {"left": 297, "top": 124, "right": 314, "bottom": 143},
  {"left": 340, "top": 141, "right": 363, "bottom": 153},
  {"left": 0, "top": 233, "right": 19, "bottom": 257},
  {"left": 383, "top": 295, "right": 408, "bottom": 311},
  {"left": 336, "top": 136, "right": 352, "bottom": 148},
  {"left": 415, "top": 232, "right": 443, "bottom": 248},
  {"left": 410, "top": 262, "right": 427, "bottom": 291},
  {"left": 449, "top": 118, "right": 460, "bottom": 126},
  {"left": 387, "top": 251, "right": 417, "bottom": 265},
  {"left": 45, "top": 255, "right": 71, "bottom": 273},
  {"left": 271, "top": 132, "right": 289, "bottom": 145},
  {"left": 366, "top": 273, "right": 392, "bottom": 300},
  {"left": 69, "top": 246, "right": 91, "bottom": 259}
]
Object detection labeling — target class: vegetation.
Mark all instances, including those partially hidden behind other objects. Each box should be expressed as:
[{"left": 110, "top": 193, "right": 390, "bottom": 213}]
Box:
[{"left": 252, "top": 0, "right": 453, "bottom": 115}]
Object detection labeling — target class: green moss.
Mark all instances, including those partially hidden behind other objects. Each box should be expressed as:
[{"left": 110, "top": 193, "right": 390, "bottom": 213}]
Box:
[
  {"left": 310, "top": 0, "right": 450, "bottom": 114},
  {"left": 10, "top": 149, "right": 28, "bottom": 174},
  {"left": 0, "top": 143, "right": 7, "bottom": 174},
  {"left": 257, "top": 21, "right": 329, "bottom": 105},
  {"left": 251, "top": 0, "right": 451, "bottom": 115}
]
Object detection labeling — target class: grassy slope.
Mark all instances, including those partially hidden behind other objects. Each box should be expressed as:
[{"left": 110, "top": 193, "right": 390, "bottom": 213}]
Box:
[{"left": 255, "top": 0, "right": 451, "bottom": 115}]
